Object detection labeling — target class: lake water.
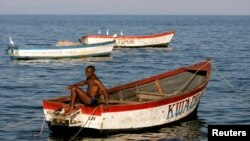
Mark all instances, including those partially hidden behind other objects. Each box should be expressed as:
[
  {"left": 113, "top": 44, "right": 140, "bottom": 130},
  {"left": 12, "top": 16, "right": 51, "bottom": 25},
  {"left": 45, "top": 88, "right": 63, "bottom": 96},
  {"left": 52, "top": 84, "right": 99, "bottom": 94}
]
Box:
[{"left": 0, "top": 15, "right": 249, "bottom": 141}]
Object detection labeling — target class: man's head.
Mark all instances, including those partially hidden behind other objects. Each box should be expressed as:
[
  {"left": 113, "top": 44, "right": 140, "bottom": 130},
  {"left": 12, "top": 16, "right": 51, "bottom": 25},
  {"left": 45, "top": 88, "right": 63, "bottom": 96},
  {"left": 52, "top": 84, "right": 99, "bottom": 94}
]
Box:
[{"left": 85, "top": 65, "right": 95, "bottom": 78}]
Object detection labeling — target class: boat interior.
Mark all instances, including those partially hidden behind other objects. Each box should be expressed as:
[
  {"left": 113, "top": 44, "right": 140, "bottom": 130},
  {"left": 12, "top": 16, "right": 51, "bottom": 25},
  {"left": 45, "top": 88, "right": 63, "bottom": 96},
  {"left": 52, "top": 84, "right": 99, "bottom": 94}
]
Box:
[
  {"left": 48, "top": 69, "right": 208, "bottom": 106},
  {"left": 103, "top": 70, "right": 207, "bottom": 104}
]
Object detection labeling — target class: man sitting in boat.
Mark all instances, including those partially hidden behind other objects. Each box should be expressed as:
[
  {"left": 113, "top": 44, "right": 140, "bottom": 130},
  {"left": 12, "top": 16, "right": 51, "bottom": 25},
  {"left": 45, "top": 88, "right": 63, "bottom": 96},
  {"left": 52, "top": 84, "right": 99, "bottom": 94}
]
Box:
[{"left": 65, "top": 65, "right": 109, "bottom": 113}]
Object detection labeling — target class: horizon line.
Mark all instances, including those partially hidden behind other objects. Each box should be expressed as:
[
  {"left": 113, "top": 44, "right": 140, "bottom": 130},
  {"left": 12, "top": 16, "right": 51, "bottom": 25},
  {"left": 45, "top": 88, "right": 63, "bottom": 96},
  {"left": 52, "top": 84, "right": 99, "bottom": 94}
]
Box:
[{"left": 0, "top": 14, "right": 250, "bottom": 16}]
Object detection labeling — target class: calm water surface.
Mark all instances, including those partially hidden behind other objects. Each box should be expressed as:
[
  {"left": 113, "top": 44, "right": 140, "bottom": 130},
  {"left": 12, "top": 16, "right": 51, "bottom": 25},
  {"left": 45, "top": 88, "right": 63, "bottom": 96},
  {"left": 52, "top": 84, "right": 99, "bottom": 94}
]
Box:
[{"left": 0, "top": 15, "right": 249, "bottom": 141}]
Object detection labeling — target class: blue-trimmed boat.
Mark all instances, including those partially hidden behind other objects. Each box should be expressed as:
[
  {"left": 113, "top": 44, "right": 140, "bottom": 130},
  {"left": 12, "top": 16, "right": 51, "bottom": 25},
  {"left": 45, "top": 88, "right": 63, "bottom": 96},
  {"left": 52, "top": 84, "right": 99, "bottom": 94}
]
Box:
[{"left": 7, "top": 41, "right": 115, "bottom": 60}]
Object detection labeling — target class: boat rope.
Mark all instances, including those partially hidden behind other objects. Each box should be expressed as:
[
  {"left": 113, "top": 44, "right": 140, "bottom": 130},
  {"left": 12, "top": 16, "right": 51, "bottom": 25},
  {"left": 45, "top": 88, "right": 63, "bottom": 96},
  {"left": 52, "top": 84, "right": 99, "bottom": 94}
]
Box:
[
  {"left": 0, "top": 115, "right": 44, "bottom": 131},
  {"left": 178, "top": 61, "right": 211, "bottom": 93},
  {"left": 212, "top": 63, "right": 236, "bottom": 90},
  {"left": 33, "top": 117, "right": 46, "bottom": 137},
  {"left": 100, "top": 118, "right": 105, "bottom": 133},
  {"left": 69, "top": 106, "right": 99, "bottom": 141}
]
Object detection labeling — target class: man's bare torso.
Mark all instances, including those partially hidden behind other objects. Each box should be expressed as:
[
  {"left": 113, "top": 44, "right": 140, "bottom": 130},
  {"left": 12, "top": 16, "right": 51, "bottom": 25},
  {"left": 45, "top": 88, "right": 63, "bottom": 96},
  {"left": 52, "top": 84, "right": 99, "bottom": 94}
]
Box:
[{"left": 86, "top": 78, "right": 100, "bottom": 98}]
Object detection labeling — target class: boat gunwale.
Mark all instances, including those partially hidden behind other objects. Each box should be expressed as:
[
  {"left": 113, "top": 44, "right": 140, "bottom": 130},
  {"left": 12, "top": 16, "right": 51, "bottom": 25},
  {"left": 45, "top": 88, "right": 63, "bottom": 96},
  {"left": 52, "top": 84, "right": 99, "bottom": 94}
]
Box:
[
  {"left": 82, "top": 30, "right": 176, "bottom": 39},
  {"left": 9, "top": 41, "right": 115, "bottom": 50}
]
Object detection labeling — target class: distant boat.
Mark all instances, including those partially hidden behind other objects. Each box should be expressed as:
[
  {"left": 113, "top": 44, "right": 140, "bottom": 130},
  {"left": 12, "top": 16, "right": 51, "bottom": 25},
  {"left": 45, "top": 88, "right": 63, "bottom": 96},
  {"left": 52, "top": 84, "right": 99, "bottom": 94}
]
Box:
[
  {"left": 80, "top": 30, "right": 176, "bottom": 48},
  {"left": 7, "top": 41, "right": 115, "bottom": 60},
  {"left": 43, "top": 59, "right": 211, "bottom": 132}
]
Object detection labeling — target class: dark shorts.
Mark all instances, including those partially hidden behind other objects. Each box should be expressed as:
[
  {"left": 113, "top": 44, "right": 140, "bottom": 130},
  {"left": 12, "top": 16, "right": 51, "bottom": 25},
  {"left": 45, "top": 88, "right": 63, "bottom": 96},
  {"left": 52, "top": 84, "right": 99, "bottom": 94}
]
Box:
[{"left": 90, "top": 98, "right": 98, "bottom": 106}]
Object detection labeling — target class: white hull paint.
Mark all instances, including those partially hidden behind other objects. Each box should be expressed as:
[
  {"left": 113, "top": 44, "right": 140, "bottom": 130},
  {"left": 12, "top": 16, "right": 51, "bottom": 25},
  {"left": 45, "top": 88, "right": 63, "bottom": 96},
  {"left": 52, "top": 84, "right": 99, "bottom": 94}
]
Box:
[
  {"left": 8, "top": 42, "right": 114, "bottom": 59},
  {"left": 44, "top": 91, "right": 203, "bottom": 130},
  {"left": 115, "top": 34, "right": 174, "bottom": 47},
  {"left": 82, "top": 31, "right": 175, "bottom": 48}
]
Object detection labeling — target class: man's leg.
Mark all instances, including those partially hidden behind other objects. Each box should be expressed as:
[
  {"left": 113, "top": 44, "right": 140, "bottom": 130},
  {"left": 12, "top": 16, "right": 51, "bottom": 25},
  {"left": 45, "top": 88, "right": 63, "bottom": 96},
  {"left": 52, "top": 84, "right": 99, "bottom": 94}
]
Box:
[
  {"left": 66, "top": 87, "right": 91, "bottom": 114},
  {"left": 67, "top": 87, "right": 77, "bottom": 113},
  {"left": 74, "top": 87, "right": 91, "bottom": 105}
]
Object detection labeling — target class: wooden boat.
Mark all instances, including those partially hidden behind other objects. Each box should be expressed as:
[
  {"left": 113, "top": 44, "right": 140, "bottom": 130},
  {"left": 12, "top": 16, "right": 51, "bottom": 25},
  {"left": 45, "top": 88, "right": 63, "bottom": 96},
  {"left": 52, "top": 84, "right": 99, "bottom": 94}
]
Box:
[
  {"left": 7, "top": 41, "right": 115, "bottom": 60},
  {"left": 80, "top": 30, "right": 176, "bottom": 48},
  {"left": 43, "top": 59, "right": 211, "bottom": 132}
]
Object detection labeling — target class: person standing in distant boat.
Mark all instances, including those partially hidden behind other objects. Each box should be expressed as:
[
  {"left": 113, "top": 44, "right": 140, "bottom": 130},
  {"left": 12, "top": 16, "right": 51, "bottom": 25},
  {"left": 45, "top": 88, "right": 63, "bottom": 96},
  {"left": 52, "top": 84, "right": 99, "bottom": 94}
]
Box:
[{"left": 65, "top": 65, "right": 109, "bottom": 113}]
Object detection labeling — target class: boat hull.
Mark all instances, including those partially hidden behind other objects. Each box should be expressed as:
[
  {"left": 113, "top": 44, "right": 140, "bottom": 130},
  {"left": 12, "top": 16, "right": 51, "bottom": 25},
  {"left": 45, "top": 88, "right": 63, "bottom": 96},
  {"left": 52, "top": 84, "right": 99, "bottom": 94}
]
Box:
[
  {"left": 47, "top": 104, "right": 199, "bottom": 134},
  {"left": 43, "top": 61, "right": 211, "bottom": 131},
  {"left": 7, "top": 41, "right": 114, "bottom": 60},
  {"left": 43, "top": 59, "right": 211, "bottom": 132},
  {"left": 81, "top": 31, "right": 175, "bottom": 48},
  {"left": 43, "top": 90, "right": 204, "bottom": 131}
]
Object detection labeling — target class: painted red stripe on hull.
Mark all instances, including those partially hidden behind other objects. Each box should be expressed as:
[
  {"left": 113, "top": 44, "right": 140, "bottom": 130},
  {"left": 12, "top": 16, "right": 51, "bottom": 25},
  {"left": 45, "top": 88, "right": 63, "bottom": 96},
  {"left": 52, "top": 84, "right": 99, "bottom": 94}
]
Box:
[
  {"left": 43, "top": 83, "right": 207, "bottom": 115},
  {"left": 82, "top": 31, "right": 176, "bottom": 39}
]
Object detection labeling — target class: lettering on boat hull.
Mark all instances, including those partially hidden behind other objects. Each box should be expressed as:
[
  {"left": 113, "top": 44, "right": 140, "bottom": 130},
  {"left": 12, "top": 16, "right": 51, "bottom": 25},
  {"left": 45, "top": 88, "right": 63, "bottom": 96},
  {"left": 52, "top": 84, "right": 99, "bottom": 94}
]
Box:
[{"left": 166, "top": 92, "right": 202, "bottom": 120}]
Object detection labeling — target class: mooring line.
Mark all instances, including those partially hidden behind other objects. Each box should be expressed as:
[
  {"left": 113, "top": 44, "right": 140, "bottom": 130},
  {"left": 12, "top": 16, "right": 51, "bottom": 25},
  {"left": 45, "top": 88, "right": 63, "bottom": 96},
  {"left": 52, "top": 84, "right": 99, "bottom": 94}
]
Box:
[
  {"left": 0, "top": 115, "right": 44, "bottom": 131},
  {"left": 213, "top": 63, "right": 236, "bottom": 91},
  {"left": 69, "top": 106, "right": 98, "bottom": 141},
  {"left": 33, "top": 117, "right": 46, "bottom": 137}
]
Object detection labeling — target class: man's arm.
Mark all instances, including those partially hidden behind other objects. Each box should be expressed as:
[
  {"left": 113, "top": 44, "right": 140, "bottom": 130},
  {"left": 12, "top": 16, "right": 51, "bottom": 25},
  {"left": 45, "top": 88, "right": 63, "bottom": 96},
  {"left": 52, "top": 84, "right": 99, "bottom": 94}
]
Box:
[
  {"left": 95, "top": 80, "right": 109, "bottom": 105},
  {"left": 66, "top": 80, "right": 87, "bottom": 89}
]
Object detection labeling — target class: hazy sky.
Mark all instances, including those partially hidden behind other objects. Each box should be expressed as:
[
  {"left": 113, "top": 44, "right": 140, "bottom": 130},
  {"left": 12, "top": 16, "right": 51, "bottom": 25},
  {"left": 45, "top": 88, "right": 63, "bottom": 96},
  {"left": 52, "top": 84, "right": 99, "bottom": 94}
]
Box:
[{"left": 1, "top": 0, "right": 250, "bottom": 15}]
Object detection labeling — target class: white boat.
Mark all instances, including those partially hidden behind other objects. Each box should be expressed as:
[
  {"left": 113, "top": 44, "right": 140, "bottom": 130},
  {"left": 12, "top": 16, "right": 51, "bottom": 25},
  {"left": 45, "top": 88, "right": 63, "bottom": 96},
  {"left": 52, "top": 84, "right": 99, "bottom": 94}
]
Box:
[
  {"left": 80, "top": 30, "right": 176, "bottom": 48},
  {"left": 43, "top": 59, "right": 211, "bottom": 133},
  {"left": 7, "top": 41, "right": 115, "bottom": 60}
]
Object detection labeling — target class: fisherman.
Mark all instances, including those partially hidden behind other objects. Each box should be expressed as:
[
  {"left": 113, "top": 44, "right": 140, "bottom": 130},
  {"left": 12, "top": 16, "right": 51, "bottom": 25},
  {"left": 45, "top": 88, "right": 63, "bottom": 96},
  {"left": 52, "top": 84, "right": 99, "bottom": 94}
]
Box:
[{"left": 65, "top": 65, "right": 109, "bottom": 113}]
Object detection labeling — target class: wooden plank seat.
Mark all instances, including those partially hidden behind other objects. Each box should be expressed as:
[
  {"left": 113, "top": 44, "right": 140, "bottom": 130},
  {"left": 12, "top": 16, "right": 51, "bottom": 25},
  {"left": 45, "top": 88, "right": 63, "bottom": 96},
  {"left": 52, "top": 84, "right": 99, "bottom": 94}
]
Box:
[
  {"left": 135, "top": 91, "right": 166, "bottom": 102},
  {"left": 98, "top": 94, "right": 139, "bottom": 104},
  {"left": 135, "top": 91, "right": 165, "bottom": 96},
  {"left": 135, "top": 91, "right": 179, "bottom": 102},
  {"left": 108, "top": 100, "right": 139, "bottom": 104}
]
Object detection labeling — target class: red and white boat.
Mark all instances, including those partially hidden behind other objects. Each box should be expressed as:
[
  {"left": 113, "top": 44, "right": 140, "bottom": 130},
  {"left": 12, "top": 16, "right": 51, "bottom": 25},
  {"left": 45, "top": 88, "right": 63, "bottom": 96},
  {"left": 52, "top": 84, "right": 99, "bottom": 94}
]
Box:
[
  {"left": 80, "top": 30, "right": 176, "bottom": 48},
  {"left": 43, "top": 59, "right": 211, "bottom": 132}
]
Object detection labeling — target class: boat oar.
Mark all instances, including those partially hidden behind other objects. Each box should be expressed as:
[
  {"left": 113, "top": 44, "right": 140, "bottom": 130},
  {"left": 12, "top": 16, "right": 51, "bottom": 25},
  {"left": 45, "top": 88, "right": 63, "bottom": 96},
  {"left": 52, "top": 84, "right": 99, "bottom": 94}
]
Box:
[
  {"left": 178, "top": 61, "right": 211, "bottom": 93},
  {"left": 178, "top": 73, "right": 198, "bottom": 93}
]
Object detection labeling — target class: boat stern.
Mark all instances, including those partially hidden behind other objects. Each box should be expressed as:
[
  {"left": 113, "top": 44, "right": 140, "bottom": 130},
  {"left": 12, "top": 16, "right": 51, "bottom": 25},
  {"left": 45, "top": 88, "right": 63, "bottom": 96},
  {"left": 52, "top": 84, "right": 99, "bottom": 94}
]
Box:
[
  {"left": 45, "top": 108, "right": 83, "bottom": 127},
  {"left": 42, "top": 97, "right": 85, "bottom": 127},
  {"left": 42, "top": 97, "right": 104, "bottom": 131}
]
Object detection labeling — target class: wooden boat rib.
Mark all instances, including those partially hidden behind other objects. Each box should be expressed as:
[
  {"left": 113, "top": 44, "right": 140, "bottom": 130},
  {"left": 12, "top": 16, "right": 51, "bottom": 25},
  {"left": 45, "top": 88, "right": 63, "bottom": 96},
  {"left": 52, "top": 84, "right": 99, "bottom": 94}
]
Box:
[
  {"left": 43, "top": 59, "right": 211, "bottom": 132},
  {"left": 7, "top": 41, "right": 115, "bottom": 60},
  {"left": 80, "top": 30, "right": 176, "bottom": 48}
]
